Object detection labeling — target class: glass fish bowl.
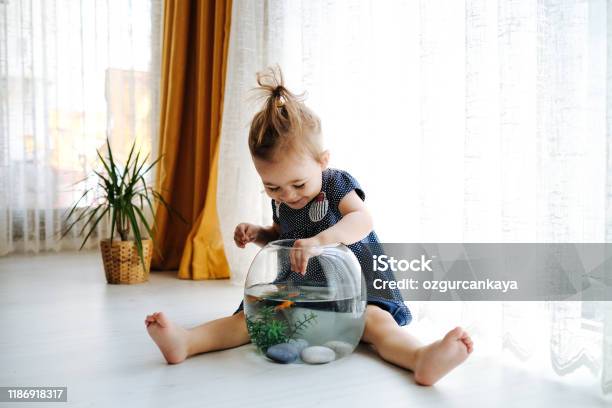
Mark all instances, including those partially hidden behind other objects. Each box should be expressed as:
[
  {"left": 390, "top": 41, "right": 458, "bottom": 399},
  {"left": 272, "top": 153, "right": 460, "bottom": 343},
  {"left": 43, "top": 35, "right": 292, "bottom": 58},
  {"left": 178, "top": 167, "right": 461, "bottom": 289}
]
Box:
[{"left": 244, "top": 239, "right": 367, "bottom": 364}]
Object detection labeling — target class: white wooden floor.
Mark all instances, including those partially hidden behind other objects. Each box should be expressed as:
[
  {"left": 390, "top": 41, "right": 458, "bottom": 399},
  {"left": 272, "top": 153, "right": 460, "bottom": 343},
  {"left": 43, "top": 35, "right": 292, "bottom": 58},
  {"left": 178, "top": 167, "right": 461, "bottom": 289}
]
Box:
[{"left": 1, "top": 251, "right": 610, "bottom": 408}]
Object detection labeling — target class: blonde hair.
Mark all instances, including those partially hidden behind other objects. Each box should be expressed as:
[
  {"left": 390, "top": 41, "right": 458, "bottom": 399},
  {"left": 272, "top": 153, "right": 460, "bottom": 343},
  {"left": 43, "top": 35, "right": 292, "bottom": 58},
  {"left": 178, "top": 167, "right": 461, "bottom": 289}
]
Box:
[{"left": 248, "top": 66, "right": 322, "bottom": 161}]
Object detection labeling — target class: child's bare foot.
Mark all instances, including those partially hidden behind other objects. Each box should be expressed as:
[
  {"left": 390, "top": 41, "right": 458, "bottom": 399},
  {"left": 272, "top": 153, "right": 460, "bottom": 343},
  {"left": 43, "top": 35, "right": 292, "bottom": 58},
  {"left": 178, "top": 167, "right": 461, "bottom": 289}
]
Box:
[
  {"left": 413, "top": 327, "right": 473, "bottom": 386},
  {"left": 145, "top": 312, "right": 190, "bottom": 364}
]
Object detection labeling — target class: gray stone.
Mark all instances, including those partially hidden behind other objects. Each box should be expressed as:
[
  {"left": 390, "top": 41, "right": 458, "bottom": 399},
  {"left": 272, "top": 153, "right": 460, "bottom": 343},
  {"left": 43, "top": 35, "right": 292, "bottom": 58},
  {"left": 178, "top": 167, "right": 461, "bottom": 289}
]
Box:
[
  {"left": 300, "top": 346, "right": 336, "bottom": 364},
  {"left": 323, "top": 340, "right": 354, "bottom": 359},
  {"left": 266, "top": 343, "right": 298, "bottom": 364}
]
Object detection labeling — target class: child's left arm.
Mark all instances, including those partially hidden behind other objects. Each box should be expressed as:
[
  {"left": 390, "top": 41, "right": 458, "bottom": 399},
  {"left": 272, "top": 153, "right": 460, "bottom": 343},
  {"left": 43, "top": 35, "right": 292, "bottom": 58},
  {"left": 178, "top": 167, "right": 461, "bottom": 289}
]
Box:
[{"left": 290, "top": 191, "right": 373, "bottom": 273}]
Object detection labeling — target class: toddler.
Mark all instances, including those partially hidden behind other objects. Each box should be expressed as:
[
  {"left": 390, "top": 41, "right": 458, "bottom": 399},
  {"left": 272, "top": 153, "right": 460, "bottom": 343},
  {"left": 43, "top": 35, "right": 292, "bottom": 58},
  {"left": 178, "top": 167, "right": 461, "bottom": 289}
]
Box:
[{"left": 145, "top": 67, "right": 473, "bottom": 386}]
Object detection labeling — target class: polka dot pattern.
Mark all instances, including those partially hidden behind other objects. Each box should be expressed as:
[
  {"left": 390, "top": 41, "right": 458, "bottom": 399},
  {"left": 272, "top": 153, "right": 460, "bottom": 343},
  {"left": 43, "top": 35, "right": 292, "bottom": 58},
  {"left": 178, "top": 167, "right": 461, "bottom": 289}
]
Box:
[{"left": 234, "top": 168, "right": 412, "bottom": 326}]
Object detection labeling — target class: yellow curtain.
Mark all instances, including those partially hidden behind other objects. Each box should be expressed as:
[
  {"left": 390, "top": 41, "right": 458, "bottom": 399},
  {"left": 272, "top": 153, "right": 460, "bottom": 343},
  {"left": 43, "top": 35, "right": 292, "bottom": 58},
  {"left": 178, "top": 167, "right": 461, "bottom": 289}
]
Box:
[{"left": 152, "top": 0, "right": 232, "bottom": 280}]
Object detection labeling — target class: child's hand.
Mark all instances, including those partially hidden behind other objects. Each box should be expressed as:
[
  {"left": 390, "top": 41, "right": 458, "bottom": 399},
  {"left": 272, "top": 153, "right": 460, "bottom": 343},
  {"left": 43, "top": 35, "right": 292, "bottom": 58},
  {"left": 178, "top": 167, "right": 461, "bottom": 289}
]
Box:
[
  {"left": 290, "top": 238, "right": 323, "bottom": 275},
  {"left": 234, "top": 223, "right": 260, "bottom": 248}
]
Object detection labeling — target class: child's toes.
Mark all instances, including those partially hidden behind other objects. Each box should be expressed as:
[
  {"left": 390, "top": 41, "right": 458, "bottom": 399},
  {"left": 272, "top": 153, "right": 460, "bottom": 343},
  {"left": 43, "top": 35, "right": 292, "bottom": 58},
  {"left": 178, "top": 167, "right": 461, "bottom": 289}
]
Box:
[
  {"left": 445, "top": 326, "right": 464, "bottom": 341},
  {"left": 154, "top": 312, "right": 170, "bottom": 328},
  {"left": 460, "top": 332, "right": 471, "bottom": 343}
]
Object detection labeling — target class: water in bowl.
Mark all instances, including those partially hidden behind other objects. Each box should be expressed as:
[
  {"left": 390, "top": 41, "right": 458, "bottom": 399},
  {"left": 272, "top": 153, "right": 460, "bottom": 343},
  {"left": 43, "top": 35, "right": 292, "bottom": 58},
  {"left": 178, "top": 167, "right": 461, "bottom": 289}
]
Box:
[{"left": 244, "top": 282, "right": 366, "bottom": 361}]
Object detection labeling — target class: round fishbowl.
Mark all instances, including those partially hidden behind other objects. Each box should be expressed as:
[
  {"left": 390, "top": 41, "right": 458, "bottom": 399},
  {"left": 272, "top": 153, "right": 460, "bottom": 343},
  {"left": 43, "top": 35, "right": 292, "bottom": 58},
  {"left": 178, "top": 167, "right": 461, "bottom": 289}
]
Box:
[{"left": 244, "top": 239, "right": 367, "bottom": 364}]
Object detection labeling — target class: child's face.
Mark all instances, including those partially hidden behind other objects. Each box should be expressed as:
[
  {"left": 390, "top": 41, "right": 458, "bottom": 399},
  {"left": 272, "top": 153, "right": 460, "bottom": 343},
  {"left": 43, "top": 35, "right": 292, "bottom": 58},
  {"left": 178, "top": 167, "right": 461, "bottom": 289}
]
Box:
[{"left": 253, "top": 150, "right": 328, "bottom": 210}]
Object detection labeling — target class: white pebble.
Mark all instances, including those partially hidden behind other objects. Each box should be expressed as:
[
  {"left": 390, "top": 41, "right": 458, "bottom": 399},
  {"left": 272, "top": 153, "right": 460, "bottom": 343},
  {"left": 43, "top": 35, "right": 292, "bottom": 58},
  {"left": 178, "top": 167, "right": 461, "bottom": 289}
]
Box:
[
  {"left": 323, "top": 340, "right": 354, "bottom": 358},
  {"left": 300, "top": 346, "right": 336, "bottom": 364}
]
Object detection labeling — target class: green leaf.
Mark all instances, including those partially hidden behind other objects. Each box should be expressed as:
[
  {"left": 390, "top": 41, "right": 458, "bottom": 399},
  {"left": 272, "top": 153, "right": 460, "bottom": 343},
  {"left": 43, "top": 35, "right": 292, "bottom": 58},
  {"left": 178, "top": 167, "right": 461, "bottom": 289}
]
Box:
[
  {"left": 109, "top": 206, "right": 117, "bottom": 243},
  {"left": 125, "top": 206, "right": 145, "bottom": 269},
  {"left": 62, "top": 188, "right": 92, "bottom": 224},
  {"left": 105, "top": 137, "right": 118, "bottom": 183},
  {"left": 138, "top": 192, "right": 156, "bottom": 228},
  {"left": 140, "top": 155, "right": 163, "bottom": 178},
  {"left": 93, "top": 170, "right": 110, "bottom": 186},
  {"left": 79, "top": 206, "right": 109, "bottom": 250},
  {"left": 97, "top": 147, "right": 116, "bottom": 186},
  {"left": 120, "top": 142, "right": 137, "bottom": 190},
  {"left": 136, "top": 191, "right": 163, "bottom": 260},
  {"left": 138, "top": 175, "right": 149, "bottom": 194},
  {"left": 77, "top": 204, "right": 104, "bottom": 237},
  {"left": 61, "top": 205, "right": 97, "bottom": 239},
  {"left": 67, "top": 174, "right": 91, "bottom": 188},
  {"left": 131, "top": 151, "right": 149, "bottom": 183},
  {"left": 133, "top": 205, "right": 153, "bottom": 240},
  {"left": 152, "top": 191, "right": 188, "bottom": 224}
]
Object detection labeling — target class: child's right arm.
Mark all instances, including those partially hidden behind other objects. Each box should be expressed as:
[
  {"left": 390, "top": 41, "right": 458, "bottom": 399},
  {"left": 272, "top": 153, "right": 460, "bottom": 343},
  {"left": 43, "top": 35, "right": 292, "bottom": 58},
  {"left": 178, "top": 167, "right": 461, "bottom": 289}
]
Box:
[{"left": 234, "top": 222, "right": 280, "bottom": 248}]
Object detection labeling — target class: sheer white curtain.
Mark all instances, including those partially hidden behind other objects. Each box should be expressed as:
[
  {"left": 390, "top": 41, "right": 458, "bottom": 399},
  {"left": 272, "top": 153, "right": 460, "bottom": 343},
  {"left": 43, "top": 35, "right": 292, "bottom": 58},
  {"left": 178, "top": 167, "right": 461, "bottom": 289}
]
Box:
[
  {"left": 218, "top": 0, "right": 612, "bottom": 394},
  {"left": 0, "top": 0, "right": 163, "bottom": 255}
]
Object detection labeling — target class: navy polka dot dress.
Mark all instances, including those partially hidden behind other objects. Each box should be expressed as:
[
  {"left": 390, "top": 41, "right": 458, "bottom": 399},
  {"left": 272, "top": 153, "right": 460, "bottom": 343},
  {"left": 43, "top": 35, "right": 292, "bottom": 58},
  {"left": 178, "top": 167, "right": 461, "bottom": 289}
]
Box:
[{"left": 234, "top": 168, "right": 412, "bottom": 326}]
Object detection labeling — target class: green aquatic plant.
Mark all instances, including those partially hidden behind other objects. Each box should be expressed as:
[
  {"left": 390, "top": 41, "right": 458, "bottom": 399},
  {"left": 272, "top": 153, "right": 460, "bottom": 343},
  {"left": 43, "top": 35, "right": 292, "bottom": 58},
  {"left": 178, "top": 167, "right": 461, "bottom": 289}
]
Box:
[
  {"left": 246, "top": 305, "right": 317, "bottom": 352},
  {"left": 288, "top": 312, "right": 317, "bottom": 337}
]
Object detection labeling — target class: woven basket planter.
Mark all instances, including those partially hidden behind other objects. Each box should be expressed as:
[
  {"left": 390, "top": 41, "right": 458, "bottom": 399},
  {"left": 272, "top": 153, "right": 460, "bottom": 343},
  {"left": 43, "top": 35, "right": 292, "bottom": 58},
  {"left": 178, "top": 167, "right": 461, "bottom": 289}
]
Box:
[{"left": 100, "top": 239, "right": 153, "bottom": 284}]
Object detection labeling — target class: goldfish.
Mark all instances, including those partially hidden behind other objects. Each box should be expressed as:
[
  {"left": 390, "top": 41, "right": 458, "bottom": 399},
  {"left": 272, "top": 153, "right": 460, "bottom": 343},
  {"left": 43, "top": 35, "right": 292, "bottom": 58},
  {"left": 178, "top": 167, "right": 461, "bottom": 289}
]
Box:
[
  {"left": 286, "top": 292, "right": 300, "bottom": 298},
  {"left": 245, "top": 294, "right": 263, "bottom": 304},
  {"left": 274, "top": 300, "right": 295, "bottom": 312}
]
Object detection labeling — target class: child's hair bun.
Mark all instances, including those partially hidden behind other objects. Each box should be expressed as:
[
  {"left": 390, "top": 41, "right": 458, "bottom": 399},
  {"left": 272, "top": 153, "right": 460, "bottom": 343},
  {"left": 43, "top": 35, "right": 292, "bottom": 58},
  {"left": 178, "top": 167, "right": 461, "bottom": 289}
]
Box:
[
  {"left": 249, "top": 65, "right": 322, "bottom": 161},
  {"left": 255, "top": 65, "right": 304, "bottom": 131}
]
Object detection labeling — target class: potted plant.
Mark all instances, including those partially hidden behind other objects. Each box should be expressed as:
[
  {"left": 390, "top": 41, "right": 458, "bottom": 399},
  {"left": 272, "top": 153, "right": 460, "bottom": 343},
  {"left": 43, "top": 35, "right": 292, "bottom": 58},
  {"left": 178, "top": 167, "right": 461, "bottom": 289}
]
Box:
[{"left": 62, "top": 138, "right": 183, "bottom": 284}]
